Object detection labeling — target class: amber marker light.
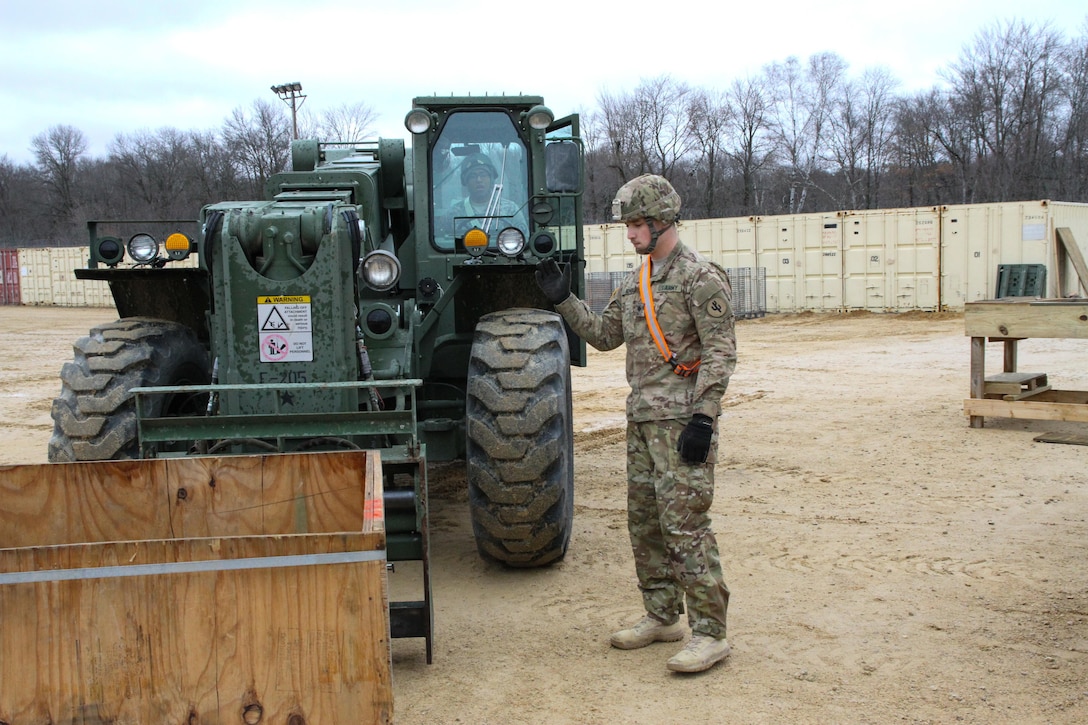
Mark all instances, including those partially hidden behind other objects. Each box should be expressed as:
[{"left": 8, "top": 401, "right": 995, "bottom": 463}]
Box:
[
  {"left": 464, "top": 228, "right": 489, "bottom": 257},
  {"left": 165, "top": 232, "right": 192, "bottom": 261}
]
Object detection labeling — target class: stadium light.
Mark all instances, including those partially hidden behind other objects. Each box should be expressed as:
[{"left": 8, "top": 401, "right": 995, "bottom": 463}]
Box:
[{"left": 271, "top": 82, "right": 307, "bottom": 139}]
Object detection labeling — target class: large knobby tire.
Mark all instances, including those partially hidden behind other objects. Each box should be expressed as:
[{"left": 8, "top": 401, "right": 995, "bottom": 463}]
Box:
[
  {"left": 466, "top": 308, "right": 575, "bottom": 567},
  {"left": 48, "top": 318, "right": 210, "bottom": 462}
]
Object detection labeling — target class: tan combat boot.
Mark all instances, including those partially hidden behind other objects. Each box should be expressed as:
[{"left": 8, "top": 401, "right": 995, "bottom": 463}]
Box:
[
  {"left": 610, "top": 615, "right": 686, "bottom": 650},
  {"left": 666, "top": 634, "right": 731, "bottom": 672}
]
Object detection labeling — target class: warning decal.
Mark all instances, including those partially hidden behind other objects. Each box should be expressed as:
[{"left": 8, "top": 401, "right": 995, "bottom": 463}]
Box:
[{"left": 257, "top": 295, "right": 313, "bottom": 362}]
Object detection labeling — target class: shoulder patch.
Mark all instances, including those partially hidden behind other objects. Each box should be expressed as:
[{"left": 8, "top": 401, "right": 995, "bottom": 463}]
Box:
[{"left": 706, "top": 293, "right": 730, "bottom": 319}]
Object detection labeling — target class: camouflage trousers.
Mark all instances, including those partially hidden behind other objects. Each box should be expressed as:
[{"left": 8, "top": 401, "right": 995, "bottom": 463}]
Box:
[{"left": 626, "top": 419, "right": 730, "bottom": 638}]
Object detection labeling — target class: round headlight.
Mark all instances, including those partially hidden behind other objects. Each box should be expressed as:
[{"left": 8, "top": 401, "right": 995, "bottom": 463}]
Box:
[
  {"left": 405, "top": 108, "right": 433, "bottom": 134},
  {"left": 526, "top": 105, "right": 554, "bottom": 130},
  {"left": 531, "top": 231, "right": 556, "bottom": 257},
  {"left": 361, "top": 250, "right": 401, "bottom": 292},
  {"left": 496, "top": 227, "right": 526, "bottom": 257},
  {"left": 365, "top": 307, "right": 393, "bottom": 336},
  {"left": 96, "top": 236, "right": 124, "bottom": 266},
  {"left": 127, "top": 233, "right": 159, "bottom": 263}
]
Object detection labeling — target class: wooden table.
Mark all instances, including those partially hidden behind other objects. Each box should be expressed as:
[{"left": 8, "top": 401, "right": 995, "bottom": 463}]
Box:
[{"left": 964, "top": 299, "right": 1088, "bottom": 428}]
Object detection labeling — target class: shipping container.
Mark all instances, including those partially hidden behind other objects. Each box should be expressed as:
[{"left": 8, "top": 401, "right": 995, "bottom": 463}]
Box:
[
  {"left": 939, "top": 201, "right": 1088, "bottom": 306},
  {"left": 841, "top": 207, "right": 941, "bottom": 311},
  {"left": 0, "top": 249, "right": 19, "bottom": 305},
  {"left": 583, "top": 225, "right": 607, "bottom": 274},
  {"left": 687, "top": 218, "right": 759, "bottom": 270},
  {"left": 1045, "top": 202, "right": 1088, "bottom": 297},
  {"left": 754, "top": 212, "right": 843, "bottom": 312},
  {"left": 583, "top": 224, "right": 638, "bottom": 274},
  {"left": 753, "top": 217, "right": 799, "bottom": 313},
  {"left": 18, "top": 248, "right": 53, "bottom": 306}
]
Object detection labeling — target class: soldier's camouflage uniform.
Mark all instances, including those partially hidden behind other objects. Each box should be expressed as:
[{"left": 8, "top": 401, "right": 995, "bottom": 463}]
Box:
[{"left": 555, "top": 239, "right": 736, "bottom": 638}]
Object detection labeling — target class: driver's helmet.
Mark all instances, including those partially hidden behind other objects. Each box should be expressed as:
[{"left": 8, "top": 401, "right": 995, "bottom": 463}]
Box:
[
  {"left": 461, "top": 153, "right": 497, "bottom": 185},
  {"left": 611, "top": 174, "right": 681, "bottom": 223}
]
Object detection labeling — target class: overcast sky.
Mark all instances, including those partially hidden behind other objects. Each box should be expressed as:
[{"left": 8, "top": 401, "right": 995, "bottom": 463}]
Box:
[{"left": 2, "top": 0, "right": 1086, "bottom": 164}]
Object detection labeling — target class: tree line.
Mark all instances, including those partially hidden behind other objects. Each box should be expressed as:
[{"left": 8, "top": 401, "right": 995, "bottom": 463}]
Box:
[{"left": 2, "top": 18, "right": 1086, "bottom": 247}]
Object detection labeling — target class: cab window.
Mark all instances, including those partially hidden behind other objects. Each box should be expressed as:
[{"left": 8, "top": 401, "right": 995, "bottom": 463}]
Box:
[{"left": 431, "top": 111, "right": 529, "bottom": 251}]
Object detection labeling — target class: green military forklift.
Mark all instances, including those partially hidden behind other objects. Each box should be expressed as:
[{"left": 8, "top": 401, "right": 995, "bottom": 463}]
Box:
[{"left": 48, "top": 95, "right": 586, "bottom": 661}]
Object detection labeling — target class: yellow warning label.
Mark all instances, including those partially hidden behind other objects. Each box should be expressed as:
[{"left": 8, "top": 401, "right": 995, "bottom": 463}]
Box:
[{"left": 258, "top": 295, "right": 311, "bottom": 304}]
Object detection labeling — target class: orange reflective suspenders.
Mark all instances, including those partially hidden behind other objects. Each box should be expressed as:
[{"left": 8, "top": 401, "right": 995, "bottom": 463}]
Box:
[{"left": 639, "top": 261, "right": 701, "bottom": 378}]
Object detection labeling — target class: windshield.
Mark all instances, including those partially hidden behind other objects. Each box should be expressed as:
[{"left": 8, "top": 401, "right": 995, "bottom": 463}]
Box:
[{"left": 431, "top": 111, "right": 529, "bottom": 251}]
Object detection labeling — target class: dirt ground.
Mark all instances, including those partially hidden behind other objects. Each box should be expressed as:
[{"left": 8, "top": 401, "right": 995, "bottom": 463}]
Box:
[{"left": 2, "top": 305, "right": 1088, "bottom": 724}]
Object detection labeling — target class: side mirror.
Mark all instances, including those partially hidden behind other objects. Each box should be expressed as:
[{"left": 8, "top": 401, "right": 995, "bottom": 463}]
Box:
[{"left": 545, "top": 141, "right": 582, "bottom": 194}]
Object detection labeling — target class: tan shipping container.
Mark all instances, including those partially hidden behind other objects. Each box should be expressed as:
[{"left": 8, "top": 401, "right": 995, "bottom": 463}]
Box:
[
  {"left": 583, "top": 224, "right": 638, "bottom": 274},
  {"left": 1045, "top": 201, "right": 1088, "bottom": 297},
  {"left": 939, "top": 201, "right": 1088, "bottom": 306},
  {"left": 18, "top": 248, "right": 54, "bottom": 306},
  {"left": 686, "top": 218, "right": 759, "bottom": 270},
  {"left": 841, "top": 207, "right": 941, "bottom": 311},
  {"left": 754, "top": 212, "right": 843, "bottom": 312}
]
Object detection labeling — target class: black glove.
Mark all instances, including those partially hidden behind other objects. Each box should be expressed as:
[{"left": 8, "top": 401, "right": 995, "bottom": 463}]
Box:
[
  {"left": 535, "top": 258, "right": 571, "bottom": 305},
  {"left": 677, "top": 414, "right": 715, "bottom": 464}
]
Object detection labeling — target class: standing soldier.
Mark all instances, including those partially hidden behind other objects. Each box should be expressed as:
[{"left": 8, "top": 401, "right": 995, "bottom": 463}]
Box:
[{"left": 535, "top": 174, "right": 736, "bottom": 673}]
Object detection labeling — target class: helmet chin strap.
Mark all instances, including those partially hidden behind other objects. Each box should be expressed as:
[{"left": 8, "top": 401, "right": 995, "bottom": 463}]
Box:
[{"left": 639, "top": 219, "right": 672, "bottom": 255}]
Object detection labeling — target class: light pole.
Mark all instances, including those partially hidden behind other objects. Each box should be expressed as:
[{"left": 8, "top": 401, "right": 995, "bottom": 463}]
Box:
[{"left": 271, "top": 82, "right": 306, "bottom": 139}]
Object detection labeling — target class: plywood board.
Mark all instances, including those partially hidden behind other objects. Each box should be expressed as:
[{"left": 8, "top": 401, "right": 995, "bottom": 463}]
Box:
[{"left": 0, "top": 450, "right": 392, "bottom": 723}]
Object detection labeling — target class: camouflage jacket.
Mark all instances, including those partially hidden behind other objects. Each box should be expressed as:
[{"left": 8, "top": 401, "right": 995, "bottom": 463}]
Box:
[{"left": 557, "top": 240, "right": 736, "bottom": 422}]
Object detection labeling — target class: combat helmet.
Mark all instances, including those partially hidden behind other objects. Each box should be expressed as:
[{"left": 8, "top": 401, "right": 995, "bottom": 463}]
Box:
[
  {"left": 460, "top": 152, "right": 496, "bottom": 184},
  {"left": 612, "top": 174, "right": 682, "bottom": 224}
]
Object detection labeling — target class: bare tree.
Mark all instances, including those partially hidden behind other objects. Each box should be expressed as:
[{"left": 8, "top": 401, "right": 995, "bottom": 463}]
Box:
[
  {"left": 889, "top": 92, "right": 944, "bottom": 207},
  {"left": 828, "top": 67, "right": 898, "bottom": 209},
  {"left": 579, "top": 108, "right": 623, "bottom": 223},
  {"left": 107, "top": 128, "right": 196, "bottom": 218},
  {"left": 31, "top": 124, "right": 88, "bottom": 235},
  {"left": 639, "top": 76, "right": 696, "bottom": 178},
  {"left": 0, "top": 155, "right": 42, "bottom": 245},
  {"left": 596, "top": 75, "right": 695, "bottom": 184},
  {"left": 766, "top": 53, "right": 847, "bottom": 213},
  {"left": 686, "top": 88, "right": 733, "bottom": 218},
  {"left": 1056, "top": 19, "right": 1088, "bottom": 199},
  {"left": 931, "top": 88, "right": 984, "bottom": 203},
  {"left": 221, "top": 99, "right": 292, "bottom": 195},
  {"left": 12, "top": 21, "right": 1088, "bottom": 247},
  {"left": 942, "top": 19, "right": 1065, "bottom": 200},
  {"left": 312, "top": 101, "right": 380, "bottom": 142},
  {"left": 596, "top": 86, "right": 652, "bottom": 182},
  {"left": 723, "top": 74, "right": 776, "bottom": 215},
  {"left": 186, "top": 130, "right": 243, "bottom": 205}
]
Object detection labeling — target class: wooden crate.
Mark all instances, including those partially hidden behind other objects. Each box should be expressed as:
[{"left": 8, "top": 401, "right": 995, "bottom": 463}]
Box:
[{"left": 0, "top": 450, "right": 392, "bottom": 724}]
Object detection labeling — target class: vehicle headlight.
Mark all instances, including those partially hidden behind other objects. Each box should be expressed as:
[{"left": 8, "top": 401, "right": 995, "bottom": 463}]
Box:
[
  {"left": 95, "top": 236, "right": 124, "bottom": 266},
  {"left": 361, "top": 250, "right": 401, "bottom": 292},
  {"left": 127, "top": 233, "right": 159, "bottom": 263},
  {"left": 496, "top": 227, "right": 525, "bottom": 257},
  {"left": 405, "top": 108, "right": 434, "bottom": 134},
  {"left": 531, "top": 231, "right": 556, "bottom": 257},
  {"left": 525, "top": 105, "right": 554, "bottom": 130}
]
